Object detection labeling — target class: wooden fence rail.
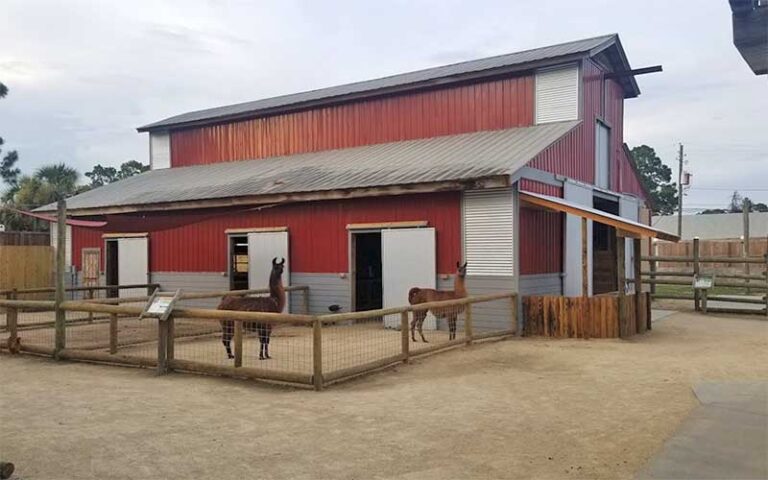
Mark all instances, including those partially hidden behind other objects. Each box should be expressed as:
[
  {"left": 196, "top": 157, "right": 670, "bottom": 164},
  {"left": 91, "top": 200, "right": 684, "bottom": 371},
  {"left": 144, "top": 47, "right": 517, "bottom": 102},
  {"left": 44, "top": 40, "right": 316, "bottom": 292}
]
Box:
[{"left": 1, "top": 292, "right": 519, "bottom": 390}]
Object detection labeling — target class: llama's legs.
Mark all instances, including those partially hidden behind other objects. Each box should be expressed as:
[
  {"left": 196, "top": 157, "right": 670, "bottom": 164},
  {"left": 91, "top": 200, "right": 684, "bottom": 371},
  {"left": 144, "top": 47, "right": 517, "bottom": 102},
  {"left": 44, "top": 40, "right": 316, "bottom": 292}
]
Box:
[
  {"left": 258, "top": 325, "right": 271, "bottom": 360},
  {"left": 221, "top": 322, "right": 234, "bottom": 359},
  {"left": 417, "top": 313, "right": 428, "bottom": 343},
  {"left": 448, "top": 315, "right": 457, "bottom": 340},
  {"left": 411, "top": 311, "right": 426, "bottom": 342}
]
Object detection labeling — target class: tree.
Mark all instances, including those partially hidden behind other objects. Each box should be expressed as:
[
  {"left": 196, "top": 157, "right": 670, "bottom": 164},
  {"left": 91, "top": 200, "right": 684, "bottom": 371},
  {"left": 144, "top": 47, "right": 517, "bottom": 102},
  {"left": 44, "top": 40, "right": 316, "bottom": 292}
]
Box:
[
  {"left": 698, "top": 192, "right": 768, "bottom": 214},
  {"left": 0, "top": 82, "right": 20, "bottom": 197},
  {"left": 629, "top": 145, "right": 678, "bottom": 215},
  {"left": 84, "top": 160, "right": 149, "bottom": 188}
]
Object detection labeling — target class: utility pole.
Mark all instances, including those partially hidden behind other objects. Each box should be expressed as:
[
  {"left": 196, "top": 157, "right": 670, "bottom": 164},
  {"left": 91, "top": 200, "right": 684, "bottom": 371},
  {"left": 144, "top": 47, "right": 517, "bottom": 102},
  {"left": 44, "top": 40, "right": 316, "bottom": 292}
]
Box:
[
  {"left": 677, "top": 143, "right": 684, "bottom": 237},
  {"left": 743, "top": 197, "right": 751, "bottom": 294}
]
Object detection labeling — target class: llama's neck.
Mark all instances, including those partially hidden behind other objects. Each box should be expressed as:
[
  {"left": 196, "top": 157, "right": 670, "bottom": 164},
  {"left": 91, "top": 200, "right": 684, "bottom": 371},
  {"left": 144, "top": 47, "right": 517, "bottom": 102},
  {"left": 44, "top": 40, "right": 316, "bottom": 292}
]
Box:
[
  {"left": 454, "top": 274, "right": 467, "bottom": 297},
  {"left": 269, "top": 273, "right": 286, "bottom": 311}
]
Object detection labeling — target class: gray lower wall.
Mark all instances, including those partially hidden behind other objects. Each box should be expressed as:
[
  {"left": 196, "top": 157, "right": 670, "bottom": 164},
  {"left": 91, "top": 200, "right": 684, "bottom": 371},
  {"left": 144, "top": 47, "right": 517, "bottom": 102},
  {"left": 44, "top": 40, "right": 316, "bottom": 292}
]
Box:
[
  {"left": 290, "top": 273, "right": 350, "bottom": 315},
  {"left": 519, "top": 273, "right": 562, "bottom": 296},
  {"left": 432, "top": 275, "right": 516, "bottom": 333},
  {"left": 151, "top": 272, "right": 229, "bottom": 309}
]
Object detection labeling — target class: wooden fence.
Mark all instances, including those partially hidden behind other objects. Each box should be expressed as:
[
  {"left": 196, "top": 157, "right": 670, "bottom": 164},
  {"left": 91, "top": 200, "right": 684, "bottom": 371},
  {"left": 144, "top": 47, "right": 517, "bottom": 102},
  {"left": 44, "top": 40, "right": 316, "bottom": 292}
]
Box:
[
  {"left": 0, "top": 231, "right": 49, "bottom": 246},
  {"left": 655, "top": 237, "right": 768, "bottom": 274},
  {"left": 0, "top": 290, "right": 517, "bottom": 390},
  {"left": 0, "top": 245, "right": 54, "bottom": 292},
  {"left": 523, "top": 293, "right": 650, "bottom": 339}
]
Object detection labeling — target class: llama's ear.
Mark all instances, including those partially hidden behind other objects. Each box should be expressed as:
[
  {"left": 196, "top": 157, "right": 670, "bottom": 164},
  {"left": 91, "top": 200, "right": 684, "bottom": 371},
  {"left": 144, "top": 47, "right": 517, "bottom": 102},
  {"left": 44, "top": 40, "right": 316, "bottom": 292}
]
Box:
[
  {"left": 462, "top": 262, "right": 468, "bottom": 269},
  {"left": 279, "top": 257, "right": 286, "bottom": 266},
  {"left": 272, "top": 257, "right": 278, "bottom": 265},
  {"left": 456, "top": 261, "right": 460, "bottom": 268}
]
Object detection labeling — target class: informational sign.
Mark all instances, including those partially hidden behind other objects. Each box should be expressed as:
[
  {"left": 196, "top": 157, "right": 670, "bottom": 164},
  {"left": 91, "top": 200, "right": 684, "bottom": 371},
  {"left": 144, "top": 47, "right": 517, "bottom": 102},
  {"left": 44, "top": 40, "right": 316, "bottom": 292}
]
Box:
[
  {"left": 140, "top": 289, "right": 182, "bottom": 321},
  {"left": 693, "top": 274, "right": 715, "bottom": 290}
]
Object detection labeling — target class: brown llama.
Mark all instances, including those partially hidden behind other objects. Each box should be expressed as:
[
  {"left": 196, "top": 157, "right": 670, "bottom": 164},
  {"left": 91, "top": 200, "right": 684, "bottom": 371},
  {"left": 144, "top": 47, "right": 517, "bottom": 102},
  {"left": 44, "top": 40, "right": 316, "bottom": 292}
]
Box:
[
  {"left": 408, "top": 261, "right": 468, "bottom": 342},
  {"left": 219, "top": 257, "right": 286, "bottom": 360}
]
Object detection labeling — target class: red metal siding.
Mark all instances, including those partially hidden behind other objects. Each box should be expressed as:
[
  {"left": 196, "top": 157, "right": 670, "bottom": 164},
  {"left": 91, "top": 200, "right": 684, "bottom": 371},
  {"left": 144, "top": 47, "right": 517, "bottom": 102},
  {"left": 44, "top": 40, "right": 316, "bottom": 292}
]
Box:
[
  {"left": 70, "top": 192, "right": 461, "bottom": 275},
  {"left": 519, "top": 179, "right": 563, "bottom": 275},
  {"left": 71, "top": 226, "right": 105, "bottom": 271},
  {"left": 171, "top": 76, "right": 535, "bottom": 166}
]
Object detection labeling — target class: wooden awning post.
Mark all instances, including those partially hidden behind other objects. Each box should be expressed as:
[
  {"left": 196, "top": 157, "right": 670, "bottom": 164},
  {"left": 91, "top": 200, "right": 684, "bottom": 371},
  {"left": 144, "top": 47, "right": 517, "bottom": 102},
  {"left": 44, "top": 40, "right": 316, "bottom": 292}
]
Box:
[
  {"left": 616, "top": 234, "right": 626, "bottom": 338},
  {"left": 581, "top": 217, "right": 588, "bottom": 297},
  {"left": 633, "top": 238, "right": 643, "bottom": 334}
]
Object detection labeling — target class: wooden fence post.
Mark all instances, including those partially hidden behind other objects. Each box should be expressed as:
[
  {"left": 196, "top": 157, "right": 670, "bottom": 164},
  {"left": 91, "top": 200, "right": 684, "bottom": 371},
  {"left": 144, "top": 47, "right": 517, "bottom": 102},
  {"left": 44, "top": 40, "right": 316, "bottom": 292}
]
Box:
[
  {"left": 7, "top": 305, "right": 18, "bottom": 350},
  {"left": 157, "top": 318, "right": 168, "bottom": 375},
  {"left": 400, "top": 311, "right": 409, "bottom": 363},
  {"left": 693, "top": 237, "right": 701, "bottom": 311},
  {"left": 510, "top": 294, "right": 518, "bottom": 334},
  {"left": 86, "top": 288, "right": 94, "bottom": 323},
  {"left": 312, "top": 318, "right": 323, "bottom": 391},
  {"left": 617, "top": 235, "right": 626, "bottom": 338},
  {"left": 109, "top": 313, "right": 118, "bottom": 354},
  {"left": 234, "top": 319, "right": 243, "bottom": 368},
  {"left": 464, "top": 302, "right": 473, "bottom": 345},
  {"left": 167, "top": 315, "right": 175, "bottom": 372},
  {"left": 54, "top": 199, "right": 66, "bottom": 357},
  {"left": 303, "top": 287, "right": 310, "bottom": 315},
  {"left": 764, "top": 254, "right": 768, "bottom": 317},
  {"left": 650, "top": 241, "right": 657, "bottom": 295}
]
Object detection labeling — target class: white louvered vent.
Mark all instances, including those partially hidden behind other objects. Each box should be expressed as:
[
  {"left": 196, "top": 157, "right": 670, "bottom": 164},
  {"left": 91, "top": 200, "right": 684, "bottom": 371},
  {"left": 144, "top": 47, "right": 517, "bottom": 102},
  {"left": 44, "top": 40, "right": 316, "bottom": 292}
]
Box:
[
  {"left": 535, "top": 64, "right": 579, "bottom": 124},
  {"left": 150, "top": 132, "right": 171, "bottom": 169},
  {"left": 463, "top": 189, "right": 515, "bottom": 276}
]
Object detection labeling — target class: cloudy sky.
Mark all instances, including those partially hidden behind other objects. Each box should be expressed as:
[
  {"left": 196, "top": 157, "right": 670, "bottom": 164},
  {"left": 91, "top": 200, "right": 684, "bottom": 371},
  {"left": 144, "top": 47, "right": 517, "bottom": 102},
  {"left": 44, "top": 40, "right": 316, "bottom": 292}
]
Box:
[{"left": 1, "top": 0, "right": 765, "bottom": 211}]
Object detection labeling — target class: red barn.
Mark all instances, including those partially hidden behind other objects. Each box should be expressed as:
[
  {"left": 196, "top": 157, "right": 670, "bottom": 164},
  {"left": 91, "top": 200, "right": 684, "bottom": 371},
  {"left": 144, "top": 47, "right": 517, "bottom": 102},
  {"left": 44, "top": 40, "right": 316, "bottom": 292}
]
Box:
[{"left": 39, "top": 34, "right": 665, "bottom": 329}]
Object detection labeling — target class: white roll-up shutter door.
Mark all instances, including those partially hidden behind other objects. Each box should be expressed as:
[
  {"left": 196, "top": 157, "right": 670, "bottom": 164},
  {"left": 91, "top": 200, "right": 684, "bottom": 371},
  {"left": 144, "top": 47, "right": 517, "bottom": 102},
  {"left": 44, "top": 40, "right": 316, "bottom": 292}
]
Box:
[
  {"left": 150, "top": 132, "right": 171, "bottom": 170},
  {"left": 463, "top": 189, "right": 515, "bottom": 276},
  {"left": 247, "top": 231, "right": 290, "bottom": 313},
  {"left": 535, "top": 64, "right": 579, "bottom": 124}
]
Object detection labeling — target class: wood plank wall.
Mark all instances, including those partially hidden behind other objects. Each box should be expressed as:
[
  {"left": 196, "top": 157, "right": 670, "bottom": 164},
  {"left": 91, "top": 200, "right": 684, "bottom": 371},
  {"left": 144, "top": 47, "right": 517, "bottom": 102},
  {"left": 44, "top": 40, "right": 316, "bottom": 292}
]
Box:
[
  {"left": 523, "top": 293, "right": 649, "bottom": 339},
  {"left": 0, "top": 245, "right": 54, "bottom": 291}
]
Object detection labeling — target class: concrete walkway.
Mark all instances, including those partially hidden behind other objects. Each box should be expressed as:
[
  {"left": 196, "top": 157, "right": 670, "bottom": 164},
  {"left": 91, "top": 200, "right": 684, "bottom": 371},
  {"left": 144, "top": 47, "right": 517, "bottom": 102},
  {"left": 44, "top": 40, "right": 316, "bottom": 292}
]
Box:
[{"left": 638, "top": 381, "right": 768, "bottom": 479}]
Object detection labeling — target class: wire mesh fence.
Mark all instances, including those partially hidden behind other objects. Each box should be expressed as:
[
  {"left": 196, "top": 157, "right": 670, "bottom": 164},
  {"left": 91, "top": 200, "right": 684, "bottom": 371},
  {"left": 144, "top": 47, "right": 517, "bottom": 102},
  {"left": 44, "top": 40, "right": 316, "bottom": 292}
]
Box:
[
  {"left": 2, "top": 289, "right": 516, "bottom": 389},
  {"left": 0, "top": 305, "right": 56, "bottom": 352}
]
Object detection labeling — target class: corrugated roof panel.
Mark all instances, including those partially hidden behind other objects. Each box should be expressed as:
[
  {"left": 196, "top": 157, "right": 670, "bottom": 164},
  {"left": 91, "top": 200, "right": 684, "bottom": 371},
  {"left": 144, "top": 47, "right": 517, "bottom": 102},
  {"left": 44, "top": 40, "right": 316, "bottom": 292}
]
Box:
[{"left": 38, "top": 121, "right": 579, "bottom": 214}]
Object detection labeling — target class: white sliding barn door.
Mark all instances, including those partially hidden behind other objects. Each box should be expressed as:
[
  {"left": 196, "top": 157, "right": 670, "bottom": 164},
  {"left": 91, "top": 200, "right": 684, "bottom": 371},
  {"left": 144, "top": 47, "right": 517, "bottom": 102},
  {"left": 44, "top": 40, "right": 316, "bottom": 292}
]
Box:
[
  {"left": 563, "top": 182, "right": 593, "bottom": 296},
  {"left": 381, "top": 228, "right": 436, "bottom": 329},
  {"left": 117, "top": 237, "right": 148, "bottom": 298},
  {"left": 620, "top": 197, "right": 640, "bottom": 294},
  {"left": 247, "top": 231, "right": 290, "bottom": 312}
]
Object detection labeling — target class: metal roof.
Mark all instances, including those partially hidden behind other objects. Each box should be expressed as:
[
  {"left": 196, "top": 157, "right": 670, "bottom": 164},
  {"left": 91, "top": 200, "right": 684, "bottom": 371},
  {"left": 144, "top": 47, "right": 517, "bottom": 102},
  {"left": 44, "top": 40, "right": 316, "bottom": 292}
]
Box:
[
  {"left": 652, "top": 212, "right": 768, "bottom": 240},
  {"left": 139, "top": 34, "right": 635, "bottom": 132},
  {"left": 38, "top": 121, "right": 579, "bottom": 215}
]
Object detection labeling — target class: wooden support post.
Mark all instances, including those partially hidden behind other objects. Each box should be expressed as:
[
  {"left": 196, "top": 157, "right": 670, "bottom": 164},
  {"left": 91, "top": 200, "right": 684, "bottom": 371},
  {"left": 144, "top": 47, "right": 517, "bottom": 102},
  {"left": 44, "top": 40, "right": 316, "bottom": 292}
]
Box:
[
  {"left": 54, "top": 198, "right": 66, "bottom": 357},
  {"left": 157, "top": 319, "right": 168, "bottom": 375},
  {"left": 400, "top": 311, "right": 410, "bottom": 363},
  {"left": 693, "top": 237, "right": 701, "bottom": 311},
  {"left": 702, "top": 289, "right": 708, "bottom": 314},
  {"left": 633, "top": 238, "right": 642, "bottom": 334},
  {"left": 312, "top": 318, "right": 323, "bottom": 391},
  {"left": 303, "top": 287, "right": 310, "bottom": 315},
  {"left": 86, "top": 288, "right": 94, "bottom": 323},
  {"left": 581, "top": 217, "right": 588, "bottom": 297},
  {"left": 465, "top": 302, "right": 473, "bottom": 345},
  {"left": 234, "top": 319, "right": 243, "bottom": 368},
  {"left": 109, "top": 313, "right": 118, "bottom": 354},
  {"left": 616, "top": 235, "right": 626, "bottom": 338},
  {"left": 646, "top": 292, "right": 653, "bottom": 331},
  {"left": 7, "top": 306, "right": 18, "bottom": 349}
]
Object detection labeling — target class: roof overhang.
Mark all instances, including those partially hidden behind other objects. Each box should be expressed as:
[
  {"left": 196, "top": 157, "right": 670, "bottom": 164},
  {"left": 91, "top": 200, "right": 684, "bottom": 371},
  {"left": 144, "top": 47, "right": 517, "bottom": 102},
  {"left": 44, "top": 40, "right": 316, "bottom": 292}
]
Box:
[
  {"left": 730, "top": 0, "right": 768, "bottom": 75},
  {"left": 520, "top": 191, "right": 679, "bottom": 242},
  {"left": 46, "top": 176, "right": 510, "bottom": 217}
]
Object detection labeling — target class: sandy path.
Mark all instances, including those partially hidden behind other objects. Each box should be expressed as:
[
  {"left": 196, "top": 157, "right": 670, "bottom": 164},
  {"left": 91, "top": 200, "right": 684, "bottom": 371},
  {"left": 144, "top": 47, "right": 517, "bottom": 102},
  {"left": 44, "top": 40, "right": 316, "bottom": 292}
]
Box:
[{"left": 1, "top": 311, "right": 766, "bottom": 479}]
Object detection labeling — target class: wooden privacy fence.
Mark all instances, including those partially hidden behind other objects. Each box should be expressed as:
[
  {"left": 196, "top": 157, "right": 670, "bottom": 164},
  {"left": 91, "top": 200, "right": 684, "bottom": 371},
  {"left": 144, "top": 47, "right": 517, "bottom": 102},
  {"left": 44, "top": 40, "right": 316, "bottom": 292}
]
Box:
[
  {"left": 0, "top": 290, "right": 517, "bottom": 390},
  {"left": 0, "top": 245, "right": 54, "bottom": 292},
  {"left": 523, "top": 293, "right": 650, "bottom": 339}
]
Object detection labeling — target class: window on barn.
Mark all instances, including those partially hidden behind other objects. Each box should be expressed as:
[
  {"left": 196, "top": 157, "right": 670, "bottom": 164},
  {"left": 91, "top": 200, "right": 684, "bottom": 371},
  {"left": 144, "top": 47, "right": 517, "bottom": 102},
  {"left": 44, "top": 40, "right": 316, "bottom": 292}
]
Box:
[
  {"left": 595, "top": 121, "right": 611, "bottom": 189},
  {"left": 535, "top": 64, "right": 579, "bottom": 124}
]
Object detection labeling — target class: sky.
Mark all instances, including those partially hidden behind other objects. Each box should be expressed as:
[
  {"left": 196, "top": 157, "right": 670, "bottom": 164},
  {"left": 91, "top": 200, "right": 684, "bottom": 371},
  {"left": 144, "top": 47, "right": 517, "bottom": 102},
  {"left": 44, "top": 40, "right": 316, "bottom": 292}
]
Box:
[{"left": 0, "top": 0, "right": 766, "bottom": 213}]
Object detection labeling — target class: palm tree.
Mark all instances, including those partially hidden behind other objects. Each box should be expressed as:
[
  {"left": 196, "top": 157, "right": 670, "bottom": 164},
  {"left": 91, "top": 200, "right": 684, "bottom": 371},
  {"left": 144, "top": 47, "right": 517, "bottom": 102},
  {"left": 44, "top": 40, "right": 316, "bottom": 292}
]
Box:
[{"left": 34, "top": 163, "right": 80, "bottom": 199}]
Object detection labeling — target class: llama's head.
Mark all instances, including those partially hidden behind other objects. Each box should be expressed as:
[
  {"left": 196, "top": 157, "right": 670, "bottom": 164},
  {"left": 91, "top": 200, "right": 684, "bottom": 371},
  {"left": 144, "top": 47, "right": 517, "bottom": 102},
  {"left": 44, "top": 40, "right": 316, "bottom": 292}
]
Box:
[
  {"left": 456, "top": 261, "right": 468, "bottom": 278},
  {"left": 271, "top": 257, "right": 286, "bottom": 279}
]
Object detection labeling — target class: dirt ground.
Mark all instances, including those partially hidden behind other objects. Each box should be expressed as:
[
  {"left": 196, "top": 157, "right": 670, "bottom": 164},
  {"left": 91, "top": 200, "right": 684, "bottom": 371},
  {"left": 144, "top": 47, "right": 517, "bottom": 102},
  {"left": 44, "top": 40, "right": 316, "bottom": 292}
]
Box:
[{"left": 1, "top": 310, "right": 766, "bottom": 480}]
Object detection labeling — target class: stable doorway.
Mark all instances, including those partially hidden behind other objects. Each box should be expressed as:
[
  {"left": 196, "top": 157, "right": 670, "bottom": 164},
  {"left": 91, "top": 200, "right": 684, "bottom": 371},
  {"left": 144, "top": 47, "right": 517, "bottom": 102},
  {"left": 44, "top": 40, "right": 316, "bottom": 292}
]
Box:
[
  {"left": 592, "top": 196, "right": 619, "bottom": 294},
  {"left": 353, "top": 232, "right": 382, "bottom": 311},
  {"left": 104, "top": 236, "right": 149, "bottom": 298}
]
